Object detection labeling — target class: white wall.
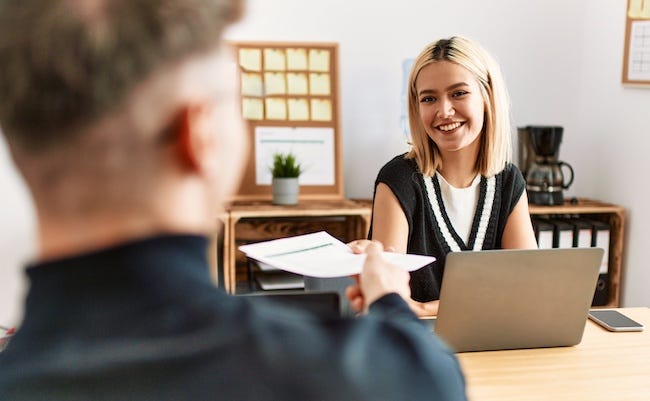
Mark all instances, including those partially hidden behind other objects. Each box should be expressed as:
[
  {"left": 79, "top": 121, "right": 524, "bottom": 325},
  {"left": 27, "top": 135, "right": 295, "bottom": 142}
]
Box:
[
  {"left": 226, "top": 0, "right": 650, "bottom": 306},
  {"left": 1, "top": 0, "right": 648, "bottom": 325},
  {"left": 574, "top": 1, "right": 650, "bottom": 308},
  {"left": 227, "top": 0, "right": 589, "bottom": 197},
  {"left": 0, "top": 135, "right": 34, "bottom": 326}
]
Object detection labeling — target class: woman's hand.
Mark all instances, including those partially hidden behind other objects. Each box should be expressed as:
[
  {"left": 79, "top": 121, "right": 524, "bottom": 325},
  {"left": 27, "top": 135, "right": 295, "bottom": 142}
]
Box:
[
  {"left": 406, "top": 299, "right": 439, "bottom": 317},
  {"left": 348, "top": 239, "right": 395, "bottom": 254},
  {"left": 344, "top": 241, "right": 410, "bottom": 314},
  {"left": 346, "top": 239, "right": 440, "bottom": 317}
]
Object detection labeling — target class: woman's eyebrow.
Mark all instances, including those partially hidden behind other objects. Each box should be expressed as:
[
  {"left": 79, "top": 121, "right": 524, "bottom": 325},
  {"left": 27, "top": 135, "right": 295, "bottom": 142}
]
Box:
[{"left": 418, "top": 82, "right": 470, "bottom": 97}]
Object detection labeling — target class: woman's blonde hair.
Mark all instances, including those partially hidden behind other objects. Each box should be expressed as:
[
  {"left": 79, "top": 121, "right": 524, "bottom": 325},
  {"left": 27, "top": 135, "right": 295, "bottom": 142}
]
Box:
[{"left": 406, "top": 36, "right": 512, "bottom": 177}]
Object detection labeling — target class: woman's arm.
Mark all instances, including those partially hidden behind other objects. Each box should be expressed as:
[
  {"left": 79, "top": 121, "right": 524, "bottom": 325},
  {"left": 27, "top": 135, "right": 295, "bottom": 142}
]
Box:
[
  {"left": 501, "top": 191, "right": 538, "bottom": 249},
  {"left": 371, "top": 183, "right": 409, "bottom": 252},
  {"left": 372, "top": 183, "right": 439, "bottom": 317}
]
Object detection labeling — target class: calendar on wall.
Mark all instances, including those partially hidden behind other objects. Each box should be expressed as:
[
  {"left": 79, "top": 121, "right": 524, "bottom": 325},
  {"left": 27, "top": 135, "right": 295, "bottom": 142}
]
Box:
[
  {"left": 622, "top": 0, "right": 650, "bottom": 86},
  {"left": 228, "top": 41, "right": 344, "bottom": 201}
]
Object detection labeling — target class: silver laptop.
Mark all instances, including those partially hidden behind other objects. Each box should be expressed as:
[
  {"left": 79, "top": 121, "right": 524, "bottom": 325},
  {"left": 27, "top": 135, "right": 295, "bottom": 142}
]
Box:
[{"left": 434, "top": 247, "right": 603, "bottom": 352}]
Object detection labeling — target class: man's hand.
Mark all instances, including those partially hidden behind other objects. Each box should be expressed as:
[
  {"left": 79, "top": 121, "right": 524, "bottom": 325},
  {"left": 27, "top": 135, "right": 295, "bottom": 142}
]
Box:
[{"left": 344, "top": 241, "right": 411, "bottom": 313}]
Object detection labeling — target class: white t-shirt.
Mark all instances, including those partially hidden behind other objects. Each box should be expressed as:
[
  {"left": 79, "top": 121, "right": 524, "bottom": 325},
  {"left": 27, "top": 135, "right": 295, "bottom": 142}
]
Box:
[{"left": 435, "top": 172, "right": 481, "bottom": 244}]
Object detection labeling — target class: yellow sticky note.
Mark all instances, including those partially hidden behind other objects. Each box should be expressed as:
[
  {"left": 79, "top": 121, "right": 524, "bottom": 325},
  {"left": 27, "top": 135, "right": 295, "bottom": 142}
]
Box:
[
  {"left": 311, "top": 99, "right": 332, "bottom": 121},
  {"left": 264, "top": 48, "right": 286, "bottom": 71},
  {"left": 642, "top": 1, "right": 650, "bottom": 18},
  {"left": 242, "top": 98, "right": 264, "bottom": 120},
  {"left": 287, "top": 48, "right": 308, "bottom": 70},
  {"left": 288, "top": 99, "right": 310, "bottom": 121},
  {"left": 287, "top": 73, "right": 308, "bottom": 95},
  {"left": 628, "top": 0, "right": 650, "bottom": 17},
  {"left": 309, "top": 73, "right": 331, "bottom": 95},
  {"left": 264, "top": 72, "right": 286, "bottom": 95},
  {"left": 241, "top": 73, "right": 263, "bottom": 96},
  {"left": 309, "top": 49, "right": 330, "bottom": 72},
  {"left": 265, "top": 98, "right": 287, "bottom": 120},
  {"left": 239, "top": 48, "right": 261, "bottom": 71}
]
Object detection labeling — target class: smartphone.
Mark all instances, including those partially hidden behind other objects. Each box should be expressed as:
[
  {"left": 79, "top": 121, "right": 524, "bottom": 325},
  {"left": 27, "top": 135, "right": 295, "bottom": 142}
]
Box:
[{"left": 588, "top": 310, "right": 644, "bottom": 332}]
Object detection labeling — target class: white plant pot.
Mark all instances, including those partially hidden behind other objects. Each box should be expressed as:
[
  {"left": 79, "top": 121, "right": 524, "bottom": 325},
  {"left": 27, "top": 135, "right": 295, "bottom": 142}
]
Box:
[{"left": 271, "top": 177, "right": 299, "bottom": 205}]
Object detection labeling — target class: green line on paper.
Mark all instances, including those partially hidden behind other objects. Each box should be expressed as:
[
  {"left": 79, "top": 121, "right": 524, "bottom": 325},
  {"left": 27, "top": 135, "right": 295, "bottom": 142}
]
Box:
[{"left": 266, "top": 242, "right": 334, "bottom": 258}]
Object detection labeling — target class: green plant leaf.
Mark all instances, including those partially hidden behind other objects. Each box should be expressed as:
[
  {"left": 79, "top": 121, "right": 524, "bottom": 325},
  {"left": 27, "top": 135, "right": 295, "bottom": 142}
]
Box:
[{"left": 269, "top": 152, "right": 303, "bottom": 178}]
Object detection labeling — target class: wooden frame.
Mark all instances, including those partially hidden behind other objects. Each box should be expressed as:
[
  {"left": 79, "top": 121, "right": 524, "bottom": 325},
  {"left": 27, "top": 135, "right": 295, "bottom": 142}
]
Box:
[
  {"left": 228, "top": 41, "right": 344, "bottom": 201},
  {"left": 208, "top": 211, "right": 229, "bottom": 288},
  {"left": 622, "top": 0, "right": 650, "bottom": 86}
]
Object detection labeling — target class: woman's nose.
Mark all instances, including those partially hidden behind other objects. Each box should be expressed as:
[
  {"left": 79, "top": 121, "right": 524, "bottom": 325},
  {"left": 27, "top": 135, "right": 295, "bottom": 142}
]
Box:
[{"left": 436, "top": 98, "right": 455, "bottom": 118}]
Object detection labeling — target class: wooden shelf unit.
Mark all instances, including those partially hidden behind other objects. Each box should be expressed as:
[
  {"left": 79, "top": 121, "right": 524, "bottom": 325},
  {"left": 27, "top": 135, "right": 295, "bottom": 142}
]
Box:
[
  {"left": 528, "top": 198, "right": 626, "bottom": 308},
  {"left": 210, "top": 198, "right": 625, "bottom": 305},
  {"left": 216, "top": 199, "right": 372, "bottom": 294},
  {"left": 207, "top": 212, "right": 229, "bottom": 288}
]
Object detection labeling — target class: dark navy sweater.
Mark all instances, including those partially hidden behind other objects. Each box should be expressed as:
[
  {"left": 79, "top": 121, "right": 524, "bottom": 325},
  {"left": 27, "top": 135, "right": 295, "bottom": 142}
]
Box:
[{"left": 0, "top": 235, "right": 467, "bottom": 400}]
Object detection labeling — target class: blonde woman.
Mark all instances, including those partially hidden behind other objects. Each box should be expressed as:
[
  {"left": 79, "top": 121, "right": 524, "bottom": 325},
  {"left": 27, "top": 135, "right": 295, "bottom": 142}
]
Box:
[{"left": 369, "top": 36, "right": 538, "bottom": 317}]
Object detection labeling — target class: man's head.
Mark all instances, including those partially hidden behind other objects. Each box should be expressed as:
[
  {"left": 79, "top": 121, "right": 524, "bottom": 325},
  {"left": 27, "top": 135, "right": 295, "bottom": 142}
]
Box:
[{"left": 0, "top": 0, "right": 246, "bottom": 240}]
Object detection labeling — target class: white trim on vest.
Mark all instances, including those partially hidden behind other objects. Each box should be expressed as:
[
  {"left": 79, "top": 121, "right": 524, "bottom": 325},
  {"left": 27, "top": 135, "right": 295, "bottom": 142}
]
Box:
[
  {"left": 423, "top": 174, "right": 496, "bottom": 252},
  {"left": 472, "top": 176, "right": 495, "bottom": 250},
  {"left": 423, "top": 175, "right": 461, "bottom": 252}
]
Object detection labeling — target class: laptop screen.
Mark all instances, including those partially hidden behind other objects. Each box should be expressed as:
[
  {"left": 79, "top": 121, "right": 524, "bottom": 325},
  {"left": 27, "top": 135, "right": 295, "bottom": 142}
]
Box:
[{"left": 435, "top": 247, "right": 603, "bottom": 352}]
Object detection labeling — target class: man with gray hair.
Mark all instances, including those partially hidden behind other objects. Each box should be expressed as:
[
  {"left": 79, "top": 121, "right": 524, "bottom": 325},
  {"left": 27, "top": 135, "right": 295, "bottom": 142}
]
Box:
[{"left": 0, "top": 0, "right": 466, "bottom": 399}]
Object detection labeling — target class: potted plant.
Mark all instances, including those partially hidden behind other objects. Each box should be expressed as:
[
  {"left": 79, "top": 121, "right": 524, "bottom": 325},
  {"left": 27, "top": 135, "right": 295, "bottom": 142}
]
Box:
[{"left": 270, "top": 152, "right": 302, "bottom": 205}]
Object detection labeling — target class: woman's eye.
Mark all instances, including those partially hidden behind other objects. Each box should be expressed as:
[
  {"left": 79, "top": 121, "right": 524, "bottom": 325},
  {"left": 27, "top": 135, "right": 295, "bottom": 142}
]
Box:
[
  {"left": 452, "top": 90, "right": 468, "bottom": 98},
  {"left": 420, "top": 96, "right": 435, "bottom": 103}
]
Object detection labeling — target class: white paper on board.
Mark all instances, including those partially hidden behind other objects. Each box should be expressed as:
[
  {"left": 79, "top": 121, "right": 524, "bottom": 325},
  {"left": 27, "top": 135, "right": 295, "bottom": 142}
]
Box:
[{"left": 254, "top": 126, "right": 335, "bottom": 185}]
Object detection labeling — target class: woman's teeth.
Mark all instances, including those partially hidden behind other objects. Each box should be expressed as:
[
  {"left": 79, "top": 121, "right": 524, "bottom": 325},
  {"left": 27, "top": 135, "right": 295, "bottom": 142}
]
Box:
[{"left": 439, "top": 122, "right": 462, "bottom": 132}]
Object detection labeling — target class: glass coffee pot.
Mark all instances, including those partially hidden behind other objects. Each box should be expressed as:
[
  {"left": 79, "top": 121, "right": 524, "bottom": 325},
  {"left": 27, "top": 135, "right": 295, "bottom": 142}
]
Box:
[{"left": 523, "top": 126, "right": 574, "bottom": 206}]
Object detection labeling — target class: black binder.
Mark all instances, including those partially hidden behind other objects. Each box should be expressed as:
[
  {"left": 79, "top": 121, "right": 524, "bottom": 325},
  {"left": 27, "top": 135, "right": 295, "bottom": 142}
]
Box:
[
  {"left": 566, "top": 218, "right": 594, "bottom": 248},
  {"left": 548, "top": 219, "right": 574, "bottom": 249},
  {"left": 531, "top": 217, "right": 554, "bottom": 249}
]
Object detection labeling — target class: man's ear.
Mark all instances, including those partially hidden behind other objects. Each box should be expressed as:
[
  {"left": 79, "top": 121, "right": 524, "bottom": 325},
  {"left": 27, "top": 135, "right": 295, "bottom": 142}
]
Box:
[{"left": 175, "top": 103, "right": 218, "bottom": 174}]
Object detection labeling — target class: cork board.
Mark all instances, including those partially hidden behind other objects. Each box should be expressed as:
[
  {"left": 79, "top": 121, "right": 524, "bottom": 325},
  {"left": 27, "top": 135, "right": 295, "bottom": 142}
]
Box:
[{"left": 229, "top": 41, "right": 344, "bottom": 201}]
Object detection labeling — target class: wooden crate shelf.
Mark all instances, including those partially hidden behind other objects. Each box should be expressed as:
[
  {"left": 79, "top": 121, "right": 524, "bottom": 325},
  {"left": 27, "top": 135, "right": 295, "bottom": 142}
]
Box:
[
  {"left": 529, "top": 198, "right": 625, "bottom": 308},
  {"left": 210, "top": 197, "right": 625, "bottom": 307},
  {"left": 212, "top": 199, "right": 372, "bottom": 294}
]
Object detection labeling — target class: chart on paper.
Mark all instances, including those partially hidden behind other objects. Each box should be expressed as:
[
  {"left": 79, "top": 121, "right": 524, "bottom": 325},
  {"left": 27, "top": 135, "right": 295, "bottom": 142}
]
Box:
[{"left": 628, "top": 20, "right": 650, "bottom": 81}]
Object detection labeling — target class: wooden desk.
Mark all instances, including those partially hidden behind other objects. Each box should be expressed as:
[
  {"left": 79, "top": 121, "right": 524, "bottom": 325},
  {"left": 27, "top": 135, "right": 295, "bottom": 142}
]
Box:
[{"left": 458, "top": 307, "right": 650, "bottom": 401}]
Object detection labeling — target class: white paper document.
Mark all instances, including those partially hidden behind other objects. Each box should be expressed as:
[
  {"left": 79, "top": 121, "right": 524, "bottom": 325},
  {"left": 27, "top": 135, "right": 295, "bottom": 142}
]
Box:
[{"left": 238, "top": 231, "right": 435, "bottom": 278}]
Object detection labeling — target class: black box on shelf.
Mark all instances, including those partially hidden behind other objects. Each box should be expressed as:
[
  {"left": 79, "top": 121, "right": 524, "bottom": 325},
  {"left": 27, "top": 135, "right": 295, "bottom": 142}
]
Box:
[
  {"left": 247, "top": 258, "right": 305, "bottom": 292},
  {"left": 592, "top": 273, "right": 609, "bottom": 306}
]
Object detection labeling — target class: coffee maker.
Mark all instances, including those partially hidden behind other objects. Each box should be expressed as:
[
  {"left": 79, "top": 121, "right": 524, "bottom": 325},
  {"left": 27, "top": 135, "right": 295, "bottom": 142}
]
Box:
[{"left": 518, "top": 126, "right": 574, "bottom": 205}]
